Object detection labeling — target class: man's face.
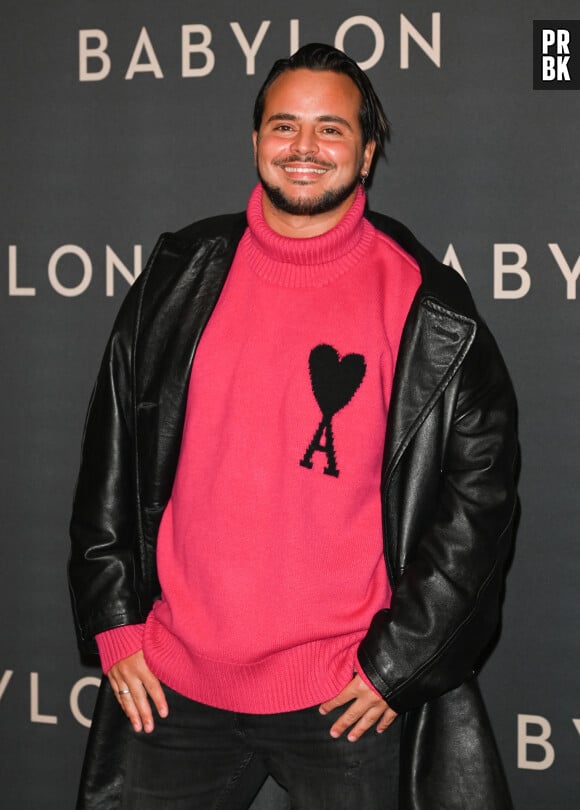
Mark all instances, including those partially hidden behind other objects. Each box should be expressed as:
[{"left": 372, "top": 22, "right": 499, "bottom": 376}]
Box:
[{"left": 253, "top": 69, "right": 375, "bottom": 220}]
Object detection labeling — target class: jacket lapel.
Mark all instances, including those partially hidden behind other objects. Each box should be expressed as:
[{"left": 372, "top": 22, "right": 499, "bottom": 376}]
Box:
[
  {"left": 135, "top": 219, "right": 245, "bottom": 519},
  {"left": 137, "top": 223, "right": 245, "bottom": 406},
  {"left": 365, "top": 211, "right": 479, "bottom": 490},
  {"left": 381, "top": 293, "right": 477, "bottom": 489}
]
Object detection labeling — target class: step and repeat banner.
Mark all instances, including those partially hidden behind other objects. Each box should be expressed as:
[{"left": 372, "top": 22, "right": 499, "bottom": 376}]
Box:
[{"left": 1, "top": 2, "right": 579, "bottom": 808}]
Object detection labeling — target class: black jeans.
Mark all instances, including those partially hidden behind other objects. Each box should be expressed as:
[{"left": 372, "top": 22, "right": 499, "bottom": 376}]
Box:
[{"left": 122, "top": 685, "right": 400, "bottom": 809}]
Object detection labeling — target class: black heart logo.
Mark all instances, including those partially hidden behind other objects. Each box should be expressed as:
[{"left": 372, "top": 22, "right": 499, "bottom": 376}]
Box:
[{"left": 308, "top": 344, "right": 366, "bottom": 417}]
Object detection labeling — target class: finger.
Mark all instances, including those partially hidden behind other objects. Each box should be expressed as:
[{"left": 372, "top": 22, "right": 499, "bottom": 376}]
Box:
[
  {"left": 140, "top": 670, "right": 168, "bottom": 720},
  {"left": 377, "top": 708, "right": 398, "bottom": 733},
  {"left": 117, "top": 689, "right": 145, "bottom": 733},
  {"left": 107, "top": 672, "right": 130, "bottom": 712},
  {"left": 319, "top": 694, "right": 352, "bottom": 715},
  {"left": 126, "top": 680, "right": 155, "bottom": 733},
  {"left": 126, "top": 661, "right": 168, "bottom": 728},
  {"left": 319, "top": 684, "right": 357, "bottom": 715},
  {"left": 108, "top": 670, "right": 145, "bottom": 733},
  {"left": 107, "top": 671, "right": 120, "bottom": 695},
  {"left": 344, "top": 705, "right": 387, "bottom": 742},
  {"left": 329, "top": 697, "right": 384, "bottom": 739},
  {"left": 320, "top": 672, "right": 380, "bottom": 715}
]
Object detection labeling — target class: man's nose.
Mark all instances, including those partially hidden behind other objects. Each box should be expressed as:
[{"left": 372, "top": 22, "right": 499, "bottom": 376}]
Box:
[{"left": 291, "top": 127, "right": 319, "bottom": 155}]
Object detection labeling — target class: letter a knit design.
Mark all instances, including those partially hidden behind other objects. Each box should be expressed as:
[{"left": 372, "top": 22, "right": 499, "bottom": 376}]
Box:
[{"left": 300, "top": 344, "right": 367, "bottom": 477}]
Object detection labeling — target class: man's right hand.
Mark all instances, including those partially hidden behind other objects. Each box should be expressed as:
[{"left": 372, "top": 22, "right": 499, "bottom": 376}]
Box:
[{"left": 107, "top": 650, "right": 168, "bottom": 733}]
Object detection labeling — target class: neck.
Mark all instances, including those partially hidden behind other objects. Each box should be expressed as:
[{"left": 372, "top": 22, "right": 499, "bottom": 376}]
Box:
[{"left": 260, "top": 187, "right": 360, "bottom": 238}]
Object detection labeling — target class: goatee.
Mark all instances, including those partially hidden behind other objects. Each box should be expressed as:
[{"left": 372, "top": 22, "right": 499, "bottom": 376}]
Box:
[{"left": 258, "top": 171, "right": 361, "bottom": 217}]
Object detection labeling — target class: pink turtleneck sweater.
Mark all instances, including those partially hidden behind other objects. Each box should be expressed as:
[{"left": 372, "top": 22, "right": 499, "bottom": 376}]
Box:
[{"left": 97, "top": 185, "right": 421, "bottom": 712}]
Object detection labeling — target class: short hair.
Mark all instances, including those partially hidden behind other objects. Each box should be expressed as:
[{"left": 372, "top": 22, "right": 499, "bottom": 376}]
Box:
[{"left": 253, "top": 43, "right": 390, "bottom": 156}]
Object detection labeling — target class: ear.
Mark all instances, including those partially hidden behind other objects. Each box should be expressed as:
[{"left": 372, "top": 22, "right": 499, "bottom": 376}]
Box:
[
  {"left": 252, "top": 131, "right": 259, "bottom": 165},
  {"left": 362, "top": 140, "right": 377, "bottom": 176}
]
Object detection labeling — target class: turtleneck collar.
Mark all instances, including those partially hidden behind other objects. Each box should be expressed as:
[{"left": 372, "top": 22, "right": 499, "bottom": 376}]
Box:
[{"left": 241, "top": 183, "right": 375, "bottom": 288}]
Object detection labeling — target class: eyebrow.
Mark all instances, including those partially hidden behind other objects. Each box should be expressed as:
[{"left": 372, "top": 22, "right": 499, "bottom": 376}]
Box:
[{"left": 265, "top": 113, "right": 354, "bottom": 131}]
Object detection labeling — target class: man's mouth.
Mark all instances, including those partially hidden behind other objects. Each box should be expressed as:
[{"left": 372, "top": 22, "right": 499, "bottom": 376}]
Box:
[
  {"left": 273, "top": 157, "right": 335, "bottom": 178},
  {"left": 283, "top": 166, "right": 327, "bottom": 175}
]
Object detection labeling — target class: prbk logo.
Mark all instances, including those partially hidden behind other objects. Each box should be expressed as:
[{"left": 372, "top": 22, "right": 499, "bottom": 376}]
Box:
[{"left": 533, "top": 20, "right": 580, "bottom": 89}]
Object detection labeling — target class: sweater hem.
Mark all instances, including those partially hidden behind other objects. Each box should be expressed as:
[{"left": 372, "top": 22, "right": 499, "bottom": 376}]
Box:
[{"left": 144, "top": 614, "right": 365, "bottom": 714}]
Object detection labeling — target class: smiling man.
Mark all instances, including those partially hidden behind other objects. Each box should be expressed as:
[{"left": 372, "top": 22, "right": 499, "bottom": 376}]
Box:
[
  {"left": 69, "top": 44, "right": 517, "bottom": 810},
  {"left": 254, "top": 68, "right": 375, "bottom": 233}
]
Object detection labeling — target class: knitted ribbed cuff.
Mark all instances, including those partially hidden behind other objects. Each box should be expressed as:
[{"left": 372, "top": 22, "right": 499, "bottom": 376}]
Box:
[{"left": 95, "top": 623, "right": 146, "bottom": 674}]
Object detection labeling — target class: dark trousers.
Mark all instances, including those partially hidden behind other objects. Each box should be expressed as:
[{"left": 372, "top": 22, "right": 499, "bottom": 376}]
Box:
[{"left": 122, "top": 685, "right": 400, "bottom": 809}]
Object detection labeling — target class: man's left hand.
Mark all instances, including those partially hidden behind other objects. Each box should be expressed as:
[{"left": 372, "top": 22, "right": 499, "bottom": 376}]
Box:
[{"left": 319, "top": 673, "right": 397, "bottom": 742}]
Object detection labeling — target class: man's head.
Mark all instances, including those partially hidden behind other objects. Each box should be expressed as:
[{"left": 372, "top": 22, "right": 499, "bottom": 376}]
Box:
[
  {"left": 253, "top": 43, "right": 390, "bottom": 157},
  {"left": 252, "top": 43, "right": 390, "bottom": 234}
]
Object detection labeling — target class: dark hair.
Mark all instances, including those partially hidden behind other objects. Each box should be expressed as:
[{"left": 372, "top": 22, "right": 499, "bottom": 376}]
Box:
[{"left": 253, "top": 43, "right": 390, "bottom": 156}]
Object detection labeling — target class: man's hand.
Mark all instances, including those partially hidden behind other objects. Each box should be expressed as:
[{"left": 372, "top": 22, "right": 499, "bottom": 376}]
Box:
[
  {"left": 107, "top": 650, "right": 168, "bottom": 733},
  {"left": 319, "top": 673, "right": 397, "bottom": 742}
]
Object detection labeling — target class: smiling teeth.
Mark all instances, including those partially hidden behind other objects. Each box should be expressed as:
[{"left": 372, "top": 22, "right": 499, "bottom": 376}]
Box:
[{"left": 284, "top": 167, "right": 326, "bottom": 174}]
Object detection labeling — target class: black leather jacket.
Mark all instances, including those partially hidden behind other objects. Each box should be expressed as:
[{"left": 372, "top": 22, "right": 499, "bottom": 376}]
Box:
[{"left": 69, "top": 210, "right": 517, "bottom": 810}]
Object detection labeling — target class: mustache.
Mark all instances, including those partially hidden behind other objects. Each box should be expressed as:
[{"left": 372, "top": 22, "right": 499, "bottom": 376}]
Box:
[{"left": 273, "top": 155, "right": 336, "bottom": 170}]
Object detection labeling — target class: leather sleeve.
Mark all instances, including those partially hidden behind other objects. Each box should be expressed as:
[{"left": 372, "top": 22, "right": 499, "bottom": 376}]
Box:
[
  {"left": 358, "top": 324, "right": 518, "bottom": 712},
  {"left": 68, "top": 273, "right": 149, "bottom": 655}
]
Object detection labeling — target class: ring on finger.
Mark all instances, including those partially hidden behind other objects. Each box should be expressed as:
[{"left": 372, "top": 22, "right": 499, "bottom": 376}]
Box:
[{"left": 118, "top": 688, "right": 131, "bottom": 696}]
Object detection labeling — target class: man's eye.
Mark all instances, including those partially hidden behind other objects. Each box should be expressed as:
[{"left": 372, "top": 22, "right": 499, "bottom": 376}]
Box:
[
  {"left": 322, "top": 127, "right": 341, "bottom": 135},
  {"left": 274, "top": 125, "right": 293, "bottom": 132}
]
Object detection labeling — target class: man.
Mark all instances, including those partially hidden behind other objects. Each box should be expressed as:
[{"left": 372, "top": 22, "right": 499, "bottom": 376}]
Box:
[{"left": 69, "top": 43, "right": 517, "bottom": 809}]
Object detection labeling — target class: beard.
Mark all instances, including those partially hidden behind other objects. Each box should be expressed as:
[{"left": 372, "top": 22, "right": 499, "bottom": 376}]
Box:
[{"left": 257, "top": 162, "right": 362, "bottom": 217}]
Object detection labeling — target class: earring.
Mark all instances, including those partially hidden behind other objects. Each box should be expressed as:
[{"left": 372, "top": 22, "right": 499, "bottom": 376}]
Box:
[{"left": 360, "top": 171, "right": 368, "bottom": 186}]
